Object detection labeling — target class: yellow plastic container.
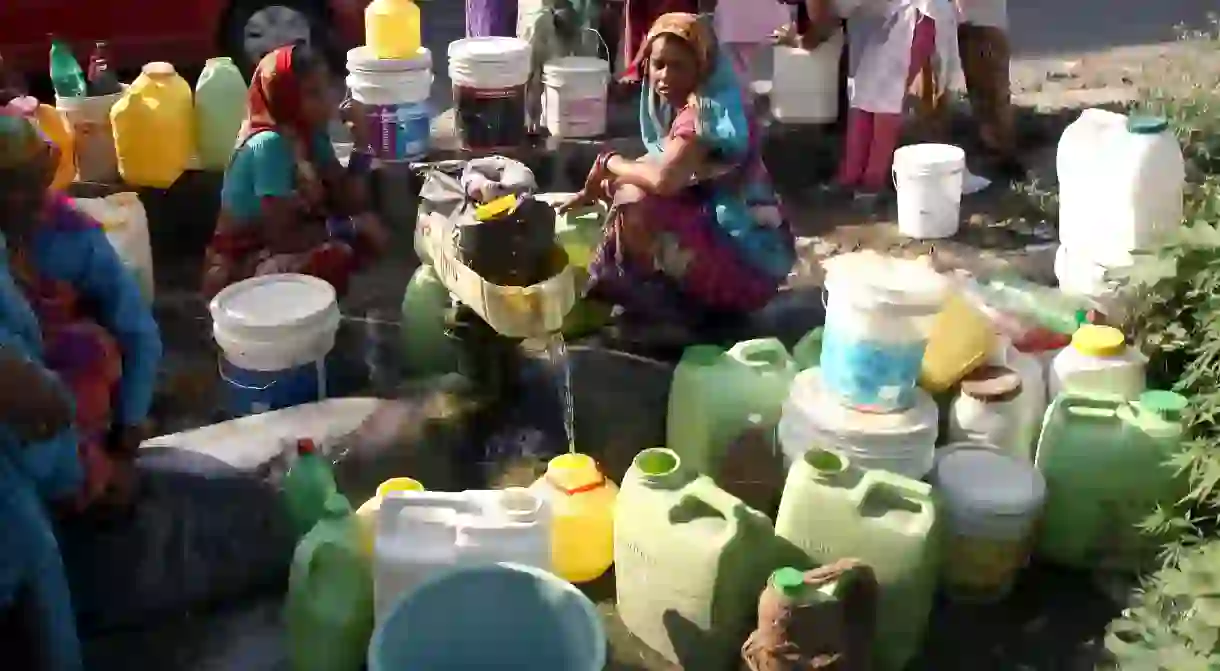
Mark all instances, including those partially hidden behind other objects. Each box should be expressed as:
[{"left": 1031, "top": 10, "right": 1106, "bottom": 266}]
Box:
[
  {"left": 920, "top": 291, "right": 997, "bottom": 393},
  {"left": 355, "top": 477, "right": 425, "bottom": 557},
  {"left": 31, "top": 104, "right": 75, "bottom": 191},
  {"left": 530, "top": 453, "right": 618, "bottom": 584},
  {"left": 365, "top": 0, "right": 422, "bottom": 60},
  {"left": 111, "top": 62, "right": 194, "bottom": 188}
]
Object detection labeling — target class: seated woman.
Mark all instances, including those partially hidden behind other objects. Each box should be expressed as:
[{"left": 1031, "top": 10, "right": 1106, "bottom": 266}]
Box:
[
  {"left": 0, "top": 109, "right": 294, "bottom": 668},
  {"left": 564, "top": 12, "right": 794, "bottom": 341},
  {"left": 203, "top": 44, "right": 389, "bottom": 299}
]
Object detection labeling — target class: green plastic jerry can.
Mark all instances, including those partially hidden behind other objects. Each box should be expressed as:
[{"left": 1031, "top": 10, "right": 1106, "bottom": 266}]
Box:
[
  {"left": 667, "top": 338, "right": 798, "bottom": 477},
  {"left": 1035, "top": 390, "right": 1189, "bottom": 572},
  {"left": 399, "top": 265, "right": 460, "bottom": 378},
  {"left": 614, "top": 448, "right": 779, "bottom": 671},
  {"left": 286, "top": 494, "right": 375, "bottom": 671},
  {"left": 193, "top": 57, "right": 247, "bottom": 171},
  {"left": 775, "top": 449, "right": 938, "bottom": 671}
]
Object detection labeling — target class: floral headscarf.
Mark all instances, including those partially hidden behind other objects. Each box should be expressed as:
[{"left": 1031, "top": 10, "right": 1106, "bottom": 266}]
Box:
[{"left": 237, "top": 44, "right": 321, "bottom": 201}]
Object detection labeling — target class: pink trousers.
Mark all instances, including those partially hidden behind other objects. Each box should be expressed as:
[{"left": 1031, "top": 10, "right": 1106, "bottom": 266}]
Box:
[{"left": 837, "top": 14, "right": 938, "bottom": 191}]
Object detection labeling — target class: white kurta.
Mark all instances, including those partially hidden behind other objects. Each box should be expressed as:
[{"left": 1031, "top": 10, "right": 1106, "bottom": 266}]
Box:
[
  {"left": 848, "top": 0, "right": 962, "bottom": 114},
  {"left": 956, "top": 0, "right": 1008, "bottom": 29}
]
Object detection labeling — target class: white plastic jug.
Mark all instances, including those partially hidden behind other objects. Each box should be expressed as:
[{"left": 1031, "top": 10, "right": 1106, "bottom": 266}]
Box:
[
  {"left": 892, "top": 144, "right": 966, "bottom": 239},
  {"left": 1057, "top": 110, "right": 1185, "bottom": 265},
  {"left": 771, "top": 30, "right": 844, "bottom": 124},
  {"left": 71, "top": 193, "right": 154, "bottom": 301},
  {"left": 373, "top": 488, "right": 551, "bottom": 621}
]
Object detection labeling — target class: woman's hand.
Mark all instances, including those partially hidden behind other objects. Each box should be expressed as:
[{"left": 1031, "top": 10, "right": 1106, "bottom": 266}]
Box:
[
  {"left": 339, "top": 96, "right": 371, "bottom": 150},
  {"left": 559, "top": 155, "right": 614, "bottom": 213},
  {"left": 353, "top": 212, "right": 391, "bottom": 256}
]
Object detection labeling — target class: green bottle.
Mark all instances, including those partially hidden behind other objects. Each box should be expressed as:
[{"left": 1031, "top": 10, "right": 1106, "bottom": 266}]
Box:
[
  {"left": 286, "top": 494, "right": 374, "bottom": 671},
  {"left": 49, "top": 37, "right": 86, "bottom": 98},
  {"left": 283, "top": 438, "right": 338, "bottom": 537}
]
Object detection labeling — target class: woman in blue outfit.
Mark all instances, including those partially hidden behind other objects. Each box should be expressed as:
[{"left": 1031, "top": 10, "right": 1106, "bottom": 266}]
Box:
[{"left": 0, "top": 104, "right": 294, "bottom": 668}]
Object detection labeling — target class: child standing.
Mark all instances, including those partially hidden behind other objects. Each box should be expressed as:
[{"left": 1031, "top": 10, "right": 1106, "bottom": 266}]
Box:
[
  {"left": 712, "top": 0, "right": 791, "bottom": 91},
  {"left": 837, "top": 0, "right": 961, "bottom": 198}
]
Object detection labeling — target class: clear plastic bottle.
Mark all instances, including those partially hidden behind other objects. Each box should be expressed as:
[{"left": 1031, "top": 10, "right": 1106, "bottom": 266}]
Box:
[{"left": 49, "top": 37, "right": 86, "bottom": 98}]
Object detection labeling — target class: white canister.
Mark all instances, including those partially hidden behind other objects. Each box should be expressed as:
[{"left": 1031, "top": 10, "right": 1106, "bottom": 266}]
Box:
[
  {"left": 949, "top": 365, "right": 1031, "bottom": 462},
  {"left": 1050, "top": 324, "right": 1146, "bottom": 400},
  {"left": 542, "top": 57, "right": 609, "bottom": 139},
  {"left": 928, "top": 443, "right": 1046, "bottom": 603}
]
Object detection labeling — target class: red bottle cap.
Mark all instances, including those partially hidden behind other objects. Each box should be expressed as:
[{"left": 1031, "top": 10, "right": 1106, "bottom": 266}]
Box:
[{"left": 296, "top": 438, "right": 317, "bottom": 455}]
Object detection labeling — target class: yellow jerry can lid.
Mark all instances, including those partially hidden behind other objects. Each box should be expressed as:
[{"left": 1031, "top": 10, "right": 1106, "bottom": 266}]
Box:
[{"left": 1071, "top": 324, "right": 1126, "bottom": 357}]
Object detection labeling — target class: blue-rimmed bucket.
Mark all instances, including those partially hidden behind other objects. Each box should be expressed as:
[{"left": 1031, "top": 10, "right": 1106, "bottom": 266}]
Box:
[{"left": 210, "top": 274, "right": 342, "bottom": 417}]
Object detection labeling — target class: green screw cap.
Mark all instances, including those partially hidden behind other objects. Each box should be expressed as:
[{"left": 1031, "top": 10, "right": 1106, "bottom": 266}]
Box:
[
  {"left": 1127, "top": 116, "right": 1169, "bottom": 135},
  {"left": 771, "top": 567, "right": 806, "bottom": 598},
  {"left": 1139, "top": 390, "right": 1188, "bottom": 421}
]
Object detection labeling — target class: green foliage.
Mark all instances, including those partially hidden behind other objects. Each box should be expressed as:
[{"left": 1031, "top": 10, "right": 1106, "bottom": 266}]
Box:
[{"left": 1099, "top": 17, "right": 1220, "bottom": 670}]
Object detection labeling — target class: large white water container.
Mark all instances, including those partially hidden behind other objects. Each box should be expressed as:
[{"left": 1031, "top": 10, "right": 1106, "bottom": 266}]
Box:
[
  {"left": 819, "top": 251, "right": 947, "bottom": 412},
  {"left": 778, "top": 367, "right": 939, "bottom": 479},
  {"left": 1057, "top": 110, "right": 1185, "bottom": 265},
  {"left": 948, "top": 365, "right": 1034, "bottom": 462},
  {"left": 373, "top": 488, "right": 551, "bottom": 622},
  {"left": 1049, "top": 324, "right": 1147, "bottom": 400},
  {"left": 209, "top": 274, "right": 341, "bottom": 417},
  {"left": 542, "top": 57, "right": 610, "bottom": 139},
  {"left": 71, "top": 193, "right": 154, "bottom": 302},
  {"left": 893, "top": 143, "right": 966, "bottom": 239},
  {"left": 771, "top": 29, "right": 844, "bottom": 124}
]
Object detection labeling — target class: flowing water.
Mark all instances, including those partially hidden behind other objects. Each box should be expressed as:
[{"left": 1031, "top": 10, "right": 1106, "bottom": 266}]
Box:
[{"left": 545, "top": 332, "right": 577, "bottom": 453}]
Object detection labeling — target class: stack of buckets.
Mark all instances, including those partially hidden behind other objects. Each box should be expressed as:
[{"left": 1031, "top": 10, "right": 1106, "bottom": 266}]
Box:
[
  {"left": 346, "top": 47, "right": 433, "bottom": 163},
  {"left": 351, "top": 0, "right": 432, "bottom": 162},
  {"left": 779, "top": 253, "right": 948, "bottom": 479}
]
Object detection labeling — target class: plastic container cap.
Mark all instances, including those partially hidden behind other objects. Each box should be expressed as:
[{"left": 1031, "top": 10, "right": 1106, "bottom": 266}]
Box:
[
  {"left": 1139, "top": 390, "right": 1188, "bottom": 421},
  {"left": 1071, "top": 324, "right": 1126, "bottom": 357},
  {"left": 142, "top": 61, "right": 177, "bottom": 76},
  {"left": 1127, "top": 116, "right": 1169, "bottom": 135},
  {"left": 771, "top": 567, "right": 807, "bottom": 598},
  {"left": 297, "top": 438, "right": 317, "bottom": 455},
  {"left": 960, "top": 365, "right": 1023, "bottom": 403},
  {"left": 545, "top": 453, "right": 606, "bottom": 494}
]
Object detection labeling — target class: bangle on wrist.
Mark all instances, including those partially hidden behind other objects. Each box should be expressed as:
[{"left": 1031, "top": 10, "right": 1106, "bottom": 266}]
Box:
[{"left": 326, "top": 216, "right": 358, "bottom": 240}]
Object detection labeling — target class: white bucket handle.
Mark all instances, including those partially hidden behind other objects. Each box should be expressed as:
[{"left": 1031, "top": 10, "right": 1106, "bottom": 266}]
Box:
[{"left": 217, "top": 361, "right": 277, "bottom": 392}]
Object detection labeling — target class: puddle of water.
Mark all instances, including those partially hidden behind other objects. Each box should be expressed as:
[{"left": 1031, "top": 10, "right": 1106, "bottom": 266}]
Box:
[{"left": 544, "top": 332, "right": 576, "bottom": 453}]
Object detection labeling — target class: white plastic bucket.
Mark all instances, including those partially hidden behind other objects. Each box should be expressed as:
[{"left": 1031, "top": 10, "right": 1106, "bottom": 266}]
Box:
[
  {"left": 893, "top": 143, "right": 966, "bottom": 239},
  {"left": 346, "top": 47, "right": 433, "bottom": 161},
  {"left": 542, "top": 57, "right": 609, "bottom": 139},
  {"left": 928, "top": 443, "right": 1046, "bottom": 602},
  {"left": 778, "top": 368, "right": 939, "bottom": 479},
  {"left": 209, "top": 274, "right": 341, "bottom": 416},
  {"left": 56, "top": 88, "right": 125, "bottom": 182},
  {"left": 448, "top": 37, "right": 532, "bottom": 150},
  {"left": 771, "top": 30, "right": 844, "bottom": 124},
  {"left": 819, "top": 252, "right": 947, "bottom": 412}
]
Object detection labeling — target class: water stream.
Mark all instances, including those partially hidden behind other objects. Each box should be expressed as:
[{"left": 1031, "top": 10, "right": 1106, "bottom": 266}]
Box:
[{"left": 544, "top": 332, "right": 577, "bottom": 453}]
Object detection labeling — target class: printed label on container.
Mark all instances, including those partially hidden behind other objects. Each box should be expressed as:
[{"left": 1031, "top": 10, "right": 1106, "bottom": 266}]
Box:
[
  {"left": 363, "top": 102, "right": 431, "bottom": 162},
  {"left": 820, "top": 329, "right": 928, "bottom": 411}
]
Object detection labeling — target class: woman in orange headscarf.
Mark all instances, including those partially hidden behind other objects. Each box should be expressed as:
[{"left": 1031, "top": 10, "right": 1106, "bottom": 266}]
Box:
[{"left": 203, "top": 43, "right": 389, "bottom": 299}]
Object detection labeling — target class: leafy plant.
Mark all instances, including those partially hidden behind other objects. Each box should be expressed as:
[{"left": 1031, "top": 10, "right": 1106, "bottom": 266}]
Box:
[{"left": 1099, "top": 16, "right": 1220, "bottom": 669}]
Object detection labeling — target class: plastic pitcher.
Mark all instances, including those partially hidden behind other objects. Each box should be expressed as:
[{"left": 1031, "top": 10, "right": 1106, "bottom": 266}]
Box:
[
  {"left": 530, "top": 453, "right": 618, "bottom": 584},
  {"left": 1035, "top": 391, "right": 1189, "bottom": 571},
  {"left": 369, "top": 563, "right": 605, "bottom": 671},
  {"left": 615, "top": 448, "right": 778, "bottom": 670},
  {"left": 283, "top": 438, "right": 339, "bottom": 537},
  {"left": 355, "top": 477, "right": 425, "bottom": 558},
  {"left": 285, "top": 494, "right": 374, "bottom": 671},
  {"left": 919, "top": 290, "right": 997, "bottom": 393},
  {"left": 194, "top": 57, "right": 247, "bottom": 171},
  {"left": 366, "top": 0, "right": 422, "bottom": 59},
  {"left": 111, "top": 62, "right": 194, "bottom": 188},
  {"left": 399, "top": 265, "right": 460, "bottom": 378},
  {"left": 667, "top": 339, "right": 797, "bottom": 477},
  {"left": 775, "top": 449, "right": 938, "bottom": 671}
]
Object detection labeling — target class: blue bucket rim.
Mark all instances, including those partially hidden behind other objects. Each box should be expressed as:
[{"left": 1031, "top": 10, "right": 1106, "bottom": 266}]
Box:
[{"left": 368, "top": 561, "right": 607, "bottom": 671}]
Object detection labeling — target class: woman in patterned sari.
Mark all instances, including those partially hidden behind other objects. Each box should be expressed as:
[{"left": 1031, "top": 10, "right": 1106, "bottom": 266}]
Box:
[{"left": 564, "top": 12, "right": 794, "bottom": 340}]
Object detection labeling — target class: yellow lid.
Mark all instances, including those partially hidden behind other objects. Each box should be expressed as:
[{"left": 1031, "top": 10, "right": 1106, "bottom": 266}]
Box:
[
  {"left": 474, "top": 194, "right": 519, "bottom": 221},
  {"left": 376, "top": 476, "right": 424, "bottom": 497},
  {"left": 545, "top": 453, "right": 606, "bottom": 494},
  {"left": 1071, "top": 324, "right": 1126, "bottom": 357}
]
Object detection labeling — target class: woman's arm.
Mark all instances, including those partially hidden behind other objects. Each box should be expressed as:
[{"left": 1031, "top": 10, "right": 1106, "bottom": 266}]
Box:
[
  {"left": 315, "top": 134, "right": 373, "bottom": 217},
  {"left": 604, "top": 133, "right": 710, "bottom": 197},
  {"left": 67, "top": 226, "right": 162, "bottom": 429}
]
